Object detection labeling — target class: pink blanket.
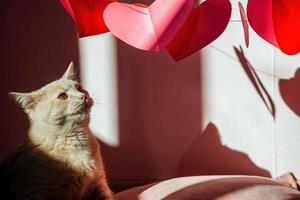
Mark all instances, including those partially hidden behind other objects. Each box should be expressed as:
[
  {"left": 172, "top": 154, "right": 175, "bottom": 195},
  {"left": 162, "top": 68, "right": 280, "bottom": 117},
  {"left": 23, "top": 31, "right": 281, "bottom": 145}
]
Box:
[{"left": 114, "top": 175, "right": 300, "bottom": 200}]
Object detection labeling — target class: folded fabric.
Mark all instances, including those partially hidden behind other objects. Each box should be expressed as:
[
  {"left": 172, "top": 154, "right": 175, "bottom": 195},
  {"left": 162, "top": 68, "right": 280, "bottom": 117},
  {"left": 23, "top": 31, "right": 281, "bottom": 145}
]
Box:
[{"left": 114, "top": 175, "right": 300, "bottom": 200}]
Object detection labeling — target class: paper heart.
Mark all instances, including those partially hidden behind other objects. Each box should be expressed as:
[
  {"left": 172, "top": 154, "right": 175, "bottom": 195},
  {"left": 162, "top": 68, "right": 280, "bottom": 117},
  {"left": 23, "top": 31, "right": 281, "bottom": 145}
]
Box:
[
  {"left": 103, "top": 0, "right": 193, "bottom": 52},
  {"left": 238, "top": 2, "right": 249, "bottom": 48},
  {"left": 60, "top": 0, "right": 116, "bottom": 37},
  {"left": 247, "top": 0, "right": 278, "bottom": 49},
  {"left": 167, "top": 0, "right": 231, "bottom": 61},
  {"left": 273, "top": 0, "right": 300, "bottom": 55},
  {"left": 247, "top": 0, "right": 300, "bottom": 55}
]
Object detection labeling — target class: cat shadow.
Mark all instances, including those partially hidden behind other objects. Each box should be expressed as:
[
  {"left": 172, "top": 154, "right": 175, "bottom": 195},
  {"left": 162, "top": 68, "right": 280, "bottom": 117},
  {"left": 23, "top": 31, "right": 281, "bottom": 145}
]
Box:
[
  {"left": 279, "top": 68, "right": 300, "bottom": 117},
  {"left": 176, "top": 123, "right": 271, "bottom": 177},
  {"left": 0, "top": 0, "right": 78, "bottom": 162}
]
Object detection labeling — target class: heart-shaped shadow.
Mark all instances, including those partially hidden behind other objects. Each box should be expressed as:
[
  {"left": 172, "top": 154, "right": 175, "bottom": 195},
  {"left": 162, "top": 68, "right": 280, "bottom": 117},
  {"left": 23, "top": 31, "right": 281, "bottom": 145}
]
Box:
[
  {"left": 279, "top": 69, "right": 300, "bottom": 117},
  {"left": 103, "top": 0, "right": 193, "bottom": 51},
  {"left": 60, "top": 0, "right": 116, "bottom": 37},
  {"left": 247, "top": 0, "right": 300, "bottom": 55},
  {"left": 167, "top": 0, "right": 231, "bottom": 61}
]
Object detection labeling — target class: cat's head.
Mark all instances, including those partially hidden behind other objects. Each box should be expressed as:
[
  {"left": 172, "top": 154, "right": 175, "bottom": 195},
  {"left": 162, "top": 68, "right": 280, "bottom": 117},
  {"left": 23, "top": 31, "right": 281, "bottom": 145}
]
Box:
[{"left": 8, "top": 62, "right": 93, "bottom": 125}]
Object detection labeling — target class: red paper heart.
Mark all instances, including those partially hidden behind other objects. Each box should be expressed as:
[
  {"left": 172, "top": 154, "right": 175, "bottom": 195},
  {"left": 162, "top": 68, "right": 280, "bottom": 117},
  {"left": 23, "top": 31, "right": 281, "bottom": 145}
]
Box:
[
  {"left": 60, "top": 0, "right": 116, "bottom": 37},
  {"left": 247, "top": 0, "right": 300, "bottom": 55},
  {"left": 273, "top": 0, "right": 300, "bottom": 55},
  {"left": 247, "top": 0, "right": 278, "bottom": 49},
  {"left": 167, "top": 0, "right": 231, "bottom": 61},
  {"left": 103, "top": 0, "right": 193, "bottom": 51},
  {"left": 238, "top": 2, "right": 249, "bottom": 48}
]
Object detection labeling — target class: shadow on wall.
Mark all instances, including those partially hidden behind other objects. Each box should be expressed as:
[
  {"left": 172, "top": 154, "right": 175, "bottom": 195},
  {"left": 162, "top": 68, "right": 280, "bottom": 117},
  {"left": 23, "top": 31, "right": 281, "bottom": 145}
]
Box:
[
  {"left": 177, "top": 123, "right": 271, "bottom": 177},
  {"left": 280, "top": 68, "right": 300, "bottom": 117},
  {"left": 101, "top": 37, "right": 202, "bottom": 181},
  {"left": 234, "top": 46, "right": 276, "bottom": 117},
  {"left": 99, "top": 0, "right": 203, "bottom": 184},
  {"left": 0, "top": 0, "right": 78, "bottom": 162}
]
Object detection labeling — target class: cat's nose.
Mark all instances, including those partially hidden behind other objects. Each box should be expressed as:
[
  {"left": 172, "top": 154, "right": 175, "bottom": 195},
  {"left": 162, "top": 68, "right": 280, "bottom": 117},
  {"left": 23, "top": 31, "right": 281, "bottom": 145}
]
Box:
[{"left": 81, "top": 94, "right": 93, "bottom": 107}]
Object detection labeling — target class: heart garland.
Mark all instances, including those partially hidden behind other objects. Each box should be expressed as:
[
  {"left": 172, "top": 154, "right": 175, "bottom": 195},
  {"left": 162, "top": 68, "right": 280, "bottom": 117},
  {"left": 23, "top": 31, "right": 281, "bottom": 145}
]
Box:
[
  {"left": 60, "top": 0, "right": 231, "bottom": 60},
  {"left": 60, "top": 0, "right": 300, "bottom": 60}
]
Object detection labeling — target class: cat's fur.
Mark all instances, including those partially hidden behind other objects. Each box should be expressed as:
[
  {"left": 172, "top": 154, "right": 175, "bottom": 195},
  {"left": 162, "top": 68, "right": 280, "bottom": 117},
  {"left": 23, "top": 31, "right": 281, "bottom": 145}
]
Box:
[{"left": 0, "top": 63, "right": 113, "bottom": 200}]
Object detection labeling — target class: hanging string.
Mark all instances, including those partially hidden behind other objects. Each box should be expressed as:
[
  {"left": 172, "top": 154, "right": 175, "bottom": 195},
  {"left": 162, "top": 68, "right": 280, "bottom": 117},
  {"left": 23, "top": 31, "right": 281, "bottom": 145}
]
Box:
[{"left": 208, "top": 44, "right": 282, "bottom": 80}]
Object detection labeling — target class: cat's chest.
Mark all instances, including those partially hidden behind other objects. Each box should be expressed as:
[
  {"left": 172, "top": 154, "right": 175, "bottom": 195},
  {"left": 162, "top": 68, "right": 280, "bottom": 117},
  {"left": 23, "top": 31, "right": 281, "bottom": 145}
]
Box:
[
  {"left": 45, "top": 134, "right": 101, "bottom": 177},
  {"left": 64, "top": 148, "right": 101, "bottom": 197},
  {"left": 63, "top": 147, "right": 99, "bottom": 177}
]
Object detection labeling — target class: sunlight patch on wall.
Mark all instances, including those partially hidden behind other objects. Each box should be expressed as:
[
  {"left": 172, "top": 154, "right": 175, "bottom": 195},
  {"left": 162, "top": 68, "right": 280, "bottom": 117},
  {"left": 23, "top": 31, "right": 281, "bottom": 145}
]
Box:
[
  {"left": 201, "top": 20, "right": 275, "bottom": 176},
  {"left": 79, "top": 34, "right": 119, "bottom": 147}
]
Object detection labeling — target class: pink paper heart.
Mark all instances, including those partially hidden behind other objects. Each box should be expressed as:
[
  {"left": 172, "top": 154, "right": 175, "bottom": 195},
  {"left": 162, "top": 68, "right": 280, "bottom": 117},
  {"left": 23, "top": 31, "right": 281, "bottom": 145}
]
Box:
[
  {"left": 167, "top": 0, "right": 231, "bottom": 61},
  {"left": 103, "top": 0, "right": 193, "bottom": 52}
]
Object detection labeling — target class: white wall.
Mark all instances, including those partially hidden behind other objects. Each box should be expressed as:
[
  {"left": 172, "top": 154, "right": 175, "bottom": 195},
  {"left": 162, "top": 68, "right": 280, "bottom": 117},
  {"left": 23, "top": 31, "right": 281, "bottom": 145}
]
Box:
[
  {"left": 202, "top": 0, "right": 300, "bottom": 177},
  {"left": 79, "top": 34, "right": 119, "bottom": 147}
]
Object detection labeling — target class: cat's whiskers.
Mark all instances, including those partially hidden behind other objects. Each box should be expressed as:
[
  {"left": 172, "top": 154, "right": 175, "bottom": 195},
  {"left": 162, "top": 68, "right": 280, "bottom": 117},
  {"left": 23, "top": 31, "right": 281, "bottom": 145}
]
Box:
[
  {"left": 92, "top": 100, "right": 104, "bottom": 104},
  {"left": 92, "top": 104, "right": 104, "bottom": 109},
  {"left": 91, "top": 97, "right": 105, "bottom": 105},
  {"left": 92, "top": 100, "right": 105, "bottom": 106}
]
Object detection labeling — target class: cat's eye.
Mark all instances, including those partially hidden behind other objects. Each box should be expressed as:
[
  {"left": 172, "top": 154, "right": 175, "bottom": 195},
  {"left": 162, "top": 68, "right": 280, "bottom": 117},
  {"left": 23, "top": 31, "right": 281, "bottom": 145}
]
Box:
[{"left": 58, "top": 93, "right": 68, "bottom": 100}]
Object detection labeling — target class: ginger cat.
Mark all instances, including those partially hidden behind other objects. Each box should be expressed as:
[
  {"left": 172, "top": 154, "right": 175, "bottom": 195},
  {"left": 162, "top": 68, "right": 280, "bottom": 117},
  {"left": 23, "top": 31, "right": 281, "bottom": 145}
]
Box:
[{"left": 0, "top": 63, "right": 113, "bottom": 200}]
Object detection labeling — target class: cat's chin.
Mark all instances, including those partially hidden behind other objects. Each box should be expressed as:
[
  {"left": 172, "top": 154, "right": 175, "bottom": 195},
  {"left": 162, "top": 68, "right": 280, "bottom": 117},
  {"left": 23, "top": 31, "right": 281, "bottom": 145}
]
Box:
[
  {"left": 67, "top": 109, "right": 91, "bottom": 123},
  {"left": 79, "top": 107, "right": 91, "bottom": 116},
  {"left": 77, "top": 110, "right": 90, "bottom": 118}
]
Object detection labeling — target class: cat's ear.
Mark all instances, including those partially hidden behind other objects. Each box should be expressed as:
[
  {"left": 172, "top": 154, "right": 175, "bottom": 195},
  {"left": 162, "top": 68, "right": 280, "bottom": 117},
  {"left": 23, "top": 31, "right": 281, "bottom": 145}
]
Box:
[
  {"left": 8, "top": 92, "right": 38, "bottom": 113},
  {"left": 61, "top": 62, "right": 76, "bottom": 80}
]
